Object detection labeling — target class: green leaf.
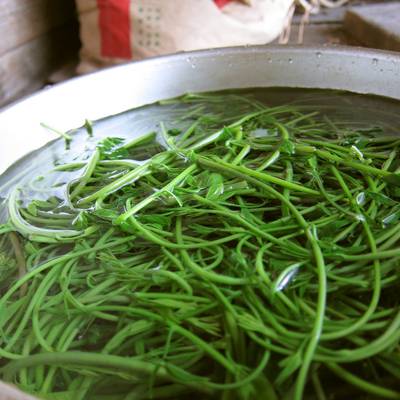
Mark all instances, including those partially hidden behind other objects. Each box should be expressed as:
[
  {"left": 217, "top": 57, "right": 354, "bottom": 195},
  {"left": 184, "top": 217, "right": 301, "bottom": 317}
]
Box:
[
  {"left": 27, "top": 202, "right": 38, "bottom": 216},
  {"left": 206, "top": 173, "right": 224, "bottom": 200},
  {"left": 24, "top": 241, "right": 38, "bottom": 254},
  {"left": 383, "top": 173, "right": 400, "bottom": 186},
  {"left": 167, "top": 128, "right": 181, "bottom": 136},
  {"left": 219, "top": 126, "right": 236, "bottom": 142},
  {"left": 366, "top": 191, "right": 397, "bottom": 206},
  {"left": 280, "top": 139, "right": 295, "bottom": 155},
  {"left": 0, "top": 252, "right": 17, "bottom": 283},
  {"left": 84, "top": 119, "right": 93, "bottom": 136},
  {"left": 350, "top": 145, "right": 364, "bottom": 161},
  {"left": 307, "top": 155, "right": 318, "bottom": 170},
  {"left": 139, "top": 214, "right": 170, "bottom": 229},
  {"left": 97, "top": 137, "right": 129, "bottom": 160},
  {"left": 275, "top": 351, "right": 302, "bottom": 385},
  {"left": 72, "top": 211, "right": 89, "bottom": 229},
  {"left": 92, "top": 208, "right": 119, "bottom": 220},
  {"left": 118, "top": 221, "right": 136, "bottom": 234}
]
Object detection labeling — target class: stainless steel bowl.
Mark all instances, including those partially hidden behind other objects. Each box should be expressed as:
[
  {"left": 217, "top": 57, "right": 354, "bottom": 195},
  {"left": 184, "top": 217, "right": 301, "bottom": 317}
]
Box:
[{"left": 1, "top": 45, "right": 399, "bottom": 175}]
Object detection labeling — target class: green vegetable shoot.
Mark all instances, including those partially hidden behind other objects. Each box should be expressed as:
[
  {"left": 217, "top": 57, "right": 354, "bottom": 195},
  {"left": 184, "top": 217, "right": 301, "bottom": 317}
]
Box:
[{"left": 0, "top": 92, "right": 400, "bottom": 400}]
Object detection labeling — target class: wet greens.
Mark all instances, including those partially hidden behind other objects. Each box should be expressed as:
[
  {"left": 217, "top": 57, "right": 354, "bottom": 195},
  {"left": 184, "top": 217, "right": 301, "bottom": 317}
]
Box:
[{"left": 0, "top": 93, "right": 400, "bottom": 400}]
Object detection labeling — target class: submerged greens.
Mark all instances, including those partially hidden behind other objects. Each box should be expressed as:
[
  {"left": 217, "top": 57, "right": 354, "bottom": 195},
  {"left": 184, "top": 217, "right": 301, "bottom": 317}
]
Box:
[{"left": 0, "top": 93, "right": 400, "bottom": 400}]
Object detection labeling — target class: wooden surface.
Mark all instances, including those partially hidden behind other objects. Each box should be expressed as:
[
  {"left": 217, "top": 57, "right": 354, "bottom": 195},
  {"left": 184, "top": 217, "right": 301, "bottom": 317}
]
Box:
[
  {"left": 279, "top": 3, "right": 357, "bottom": 45},
  {"left": 277, "top": 0, "right": 399, "bottom": 46},
  {"left": 282, "top": 23, "right": 357, "bottom": 46},
  {"left": 0, "top": 0, "right": 79, "bottom": 107},
  {"left": 0, "top": 26, "right": 79, "bottom": 106},
  {"left": 0, "top": 0, "right": 77, "bottom": 56},
  {"left": 344, "top": 2, "right": 400, "bottom": 51}
]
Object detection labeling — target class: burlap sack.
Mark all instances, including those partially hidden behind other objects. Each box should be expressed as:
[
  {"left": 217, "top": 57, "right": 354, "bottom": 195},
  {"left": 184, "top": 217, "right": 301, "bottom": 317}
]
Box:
[{"left": 76, "top": 0, "right": 293, "bottom": 73}]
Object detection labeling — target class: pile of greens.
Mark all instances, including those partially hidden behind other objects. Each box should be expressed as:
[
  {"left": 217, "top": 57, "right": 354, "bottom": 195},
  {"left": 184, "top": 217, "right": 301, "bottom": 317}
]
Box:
[{"left": 0, "top": 93, "right": 400, "bottom": 400}]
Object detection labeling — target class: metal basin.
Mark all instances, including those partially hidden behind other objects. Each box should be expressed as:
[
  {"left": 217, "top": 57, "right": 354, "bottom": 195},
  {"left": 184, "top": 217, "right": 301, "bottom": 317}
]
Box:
[{"left": 0, "top": 45, "right": 399, "bottom": 175}]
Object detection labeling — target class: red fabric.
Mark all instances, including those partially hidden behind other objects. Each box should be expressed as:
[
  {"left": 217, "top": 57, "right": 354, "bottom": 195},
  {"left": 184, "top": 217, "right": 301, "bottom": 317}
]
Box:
[
  {"left": 97, "top": 0, "right": 132, "bottom": 59},
  {"left": 214, "top": 0, "right": 233, "bottom": 8}
]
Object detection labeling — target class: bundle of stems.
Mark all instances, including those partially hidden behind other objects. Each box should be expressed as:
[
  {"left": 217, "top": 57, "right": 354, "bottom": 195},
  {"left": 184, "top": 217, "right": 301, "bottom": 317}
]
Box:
[{"left": 0, "top": 93, "right": 399, "bottom": 400}]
